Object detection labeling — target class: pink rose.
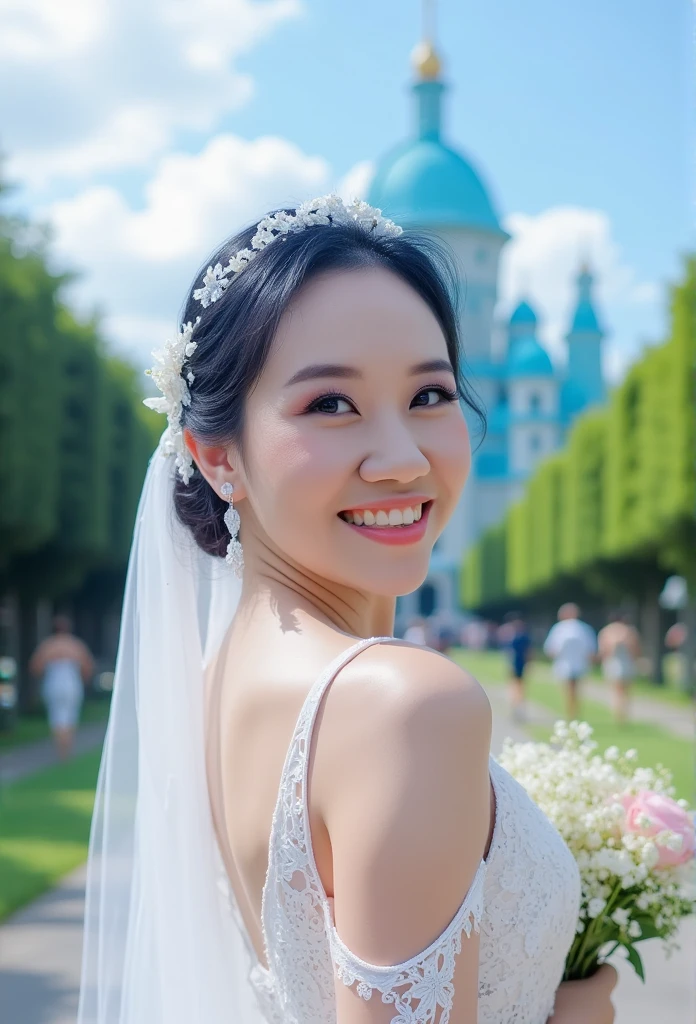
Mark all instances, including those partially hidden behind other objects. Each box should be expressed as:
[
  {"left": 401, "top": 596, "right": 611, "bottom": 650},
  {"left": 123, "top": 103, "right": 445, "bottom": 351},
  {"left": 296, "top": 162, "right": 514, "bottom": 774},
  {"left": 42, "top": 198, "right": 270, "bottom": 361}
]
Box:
[{"left": 621, "top": 790, "right": 696, "bottom": 868}]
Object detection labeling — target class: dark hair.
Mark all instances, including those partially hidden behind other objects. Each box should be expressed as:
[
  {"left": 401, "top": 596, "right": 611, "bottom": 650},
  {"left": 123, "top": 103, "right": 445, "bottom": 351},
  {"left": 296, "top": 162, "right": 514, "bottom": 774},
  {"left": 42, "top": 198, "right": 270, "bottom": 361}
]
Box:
[{"left": 173, "top": 210, "right": 486, "bottom": 556}]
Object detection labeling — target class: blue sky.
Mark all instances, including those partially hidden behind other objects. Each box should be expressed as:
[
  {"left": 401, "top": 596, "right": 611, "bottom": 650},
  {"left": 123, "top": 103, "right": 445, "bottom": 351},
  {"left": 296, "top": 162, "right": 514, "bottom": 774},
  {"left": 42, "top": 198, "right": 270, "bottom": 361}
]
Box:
[{"left": 1, "top": 0, "right": 691, "bottom": 378}]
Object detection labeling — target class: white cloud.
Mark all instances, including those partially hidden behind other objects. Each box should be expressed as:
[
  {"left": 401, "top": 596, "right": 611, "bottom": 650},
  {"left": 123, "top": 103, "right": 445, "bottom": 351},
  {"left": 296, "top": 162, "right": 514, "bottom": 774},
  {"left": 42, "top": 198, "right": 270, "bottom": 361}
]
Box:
[
  {"left": 1, "top": 0, "right": 304, "bottom": 187},
  {"left": 336, "top": 160, "right": 375, "bottom": 204},
  {"left": 45, "top": 132, "right": 331, "bottom": 356},
  {"left": 498, "top": 206, "right": 662, "bottom": 381},
  {"left": 0, "top": 0, "right": 107, "bottom": 61}
]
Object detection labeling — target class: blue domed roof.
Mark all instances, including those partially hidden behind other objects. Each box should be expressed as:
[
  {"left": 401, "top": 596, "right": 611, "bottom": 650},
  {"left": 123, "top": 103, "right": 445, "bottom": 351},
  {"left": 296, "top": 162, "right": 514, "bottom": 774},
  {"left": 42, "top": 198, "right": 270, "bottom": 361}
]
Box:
[
  {"left": 507, "top": 335, "right": 554, "bottom": 376},
  {"left": 368, "top": 138, "right": 502, "bottom": 232},
  {"left": 509, "top": 299, "right": 537, "bottom": 326},
  {"left": 367, "top": 78, "right": 504, "bottom": 234}
]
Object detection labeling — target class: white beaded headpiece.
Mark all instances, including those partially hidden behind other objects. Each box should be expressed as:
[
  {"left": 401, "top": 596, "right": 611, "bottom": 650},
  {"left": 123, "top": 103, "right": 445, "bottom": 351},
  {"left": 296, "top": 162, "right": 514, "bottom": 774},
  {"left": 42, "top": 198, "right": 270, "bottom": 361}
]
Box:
[{"left": 144, "top": 194, "right": 403, "bottom": 484}]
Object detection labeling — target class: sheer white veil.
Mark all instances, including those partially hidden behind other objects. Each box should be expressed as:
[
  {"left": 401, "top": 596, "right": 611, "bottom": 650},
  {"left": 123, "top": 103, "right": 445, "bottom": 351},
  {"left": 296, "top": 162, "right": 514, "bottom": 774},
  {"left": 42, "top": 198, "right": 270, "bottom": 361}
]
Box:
[{"left": 77, "top": 434, "right": 266, "bottom": 1023}]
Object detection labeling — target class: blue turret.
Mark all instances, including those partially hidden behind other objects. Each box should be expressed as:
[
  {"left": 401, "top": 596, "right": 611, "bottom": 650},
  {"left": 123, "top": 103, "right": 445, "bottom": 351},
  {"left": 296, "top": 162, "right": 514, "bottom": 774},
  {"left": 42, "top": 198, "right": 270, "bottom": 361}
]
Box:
[
  {"left": 508, "top": 298, "right": 538, "bottom": 339},
  {"left": 561, "top": 265, "right": 606, "bottom": 420},
  {"left": 367, "top": 40, "right": 505, "bottom": 234}
]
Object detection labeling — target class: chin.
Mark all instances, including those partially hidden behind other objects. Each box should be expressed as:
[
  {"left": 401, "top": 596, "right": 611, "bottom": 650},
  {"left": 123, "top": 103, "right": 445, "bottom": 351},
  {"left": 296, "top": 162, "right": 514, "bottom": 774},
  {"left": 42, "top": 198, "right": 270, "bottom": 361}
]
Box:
[{"left": 346, "top": 558, "right": 433, "bottom": 599}]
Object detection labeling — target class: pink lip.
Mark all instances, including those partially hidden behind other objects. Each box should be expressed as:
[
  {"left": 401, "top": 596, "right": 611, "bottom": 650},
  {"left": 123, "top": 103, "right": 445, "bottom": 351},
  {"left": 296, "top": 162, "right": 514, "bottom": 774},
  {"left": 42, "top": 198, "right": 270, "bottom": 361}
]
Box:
[{"left": 340, "top": 501, "right": 433, "bottom": 546}]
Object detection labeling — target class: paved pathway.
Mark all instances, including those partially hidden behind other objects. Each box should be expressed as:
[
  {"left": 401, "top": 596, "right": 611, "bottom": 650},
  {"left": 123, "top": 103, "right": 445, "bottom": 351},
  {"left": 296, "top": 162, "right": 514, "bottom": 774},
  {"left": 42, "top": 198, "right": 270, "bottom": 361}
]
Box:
[
  {"left": 0, "top": 864, "right": 87, "bottom": 1024},
  {"left": 0, "top": 687, "right": 692, "bottom": 1023},
  {"left": 0, "top": 723, "right": 107, "bottom": 786},
  {"left": 581, "top": 679, "right": 695, "bottom": 741}
]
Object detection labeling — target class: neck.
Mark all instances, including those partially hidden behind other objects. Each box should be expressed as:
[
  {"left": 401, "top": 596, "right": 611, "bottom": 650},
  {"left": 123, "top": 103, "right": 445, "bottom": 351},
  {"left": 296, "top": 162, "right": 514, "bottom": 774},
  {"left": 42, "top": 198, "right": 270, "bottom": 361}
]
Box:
[{"left": 236, "top": 543, "right": 396, "bottom": 640}]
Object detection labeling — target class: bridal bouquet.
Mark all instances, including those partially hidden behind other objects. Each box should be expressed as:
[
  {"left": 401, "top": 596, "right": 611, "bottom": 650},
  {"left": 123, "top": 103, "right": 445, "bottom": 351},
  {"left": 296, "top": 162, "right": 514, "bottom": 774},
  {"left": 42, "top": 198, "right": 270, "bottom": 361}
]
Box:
[{"left": 498, "top": 721, "right": 696, "bottom": 982}]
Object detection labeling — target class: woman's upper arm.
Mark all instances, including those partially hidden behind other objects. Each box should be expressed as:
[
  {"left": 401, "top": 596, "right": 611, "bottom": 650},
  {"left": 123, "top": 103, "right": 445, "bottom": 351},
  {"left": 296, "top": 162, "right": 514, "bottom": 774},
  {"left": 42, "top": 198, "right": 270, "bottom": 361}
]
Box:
[
  {"left": 77, "top": 641, "right": 95, "bottom": 681},
  {"left": 318, "top": 648, "right": 493, "bottom": 1024},
  {"left": 29, "top": 640, "right": 48, "bottom": 676}
]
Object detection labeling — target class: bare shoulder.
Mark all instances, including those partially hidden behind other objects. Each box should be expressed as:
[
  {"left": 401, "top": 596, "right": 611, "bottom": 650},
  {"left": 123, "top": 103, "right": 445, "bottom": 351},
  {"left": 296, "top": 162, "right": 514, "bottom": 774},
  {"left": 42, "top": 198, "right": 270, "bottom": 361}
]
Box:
[
  {"left": 313, "top": 641, "right": 492, "bottom": 971},
  {"left": 313, "top": 639, "right": 492, "bottom": 819},
  {"left": 332, "top": 639, "right": 489, "bottom": 718}
]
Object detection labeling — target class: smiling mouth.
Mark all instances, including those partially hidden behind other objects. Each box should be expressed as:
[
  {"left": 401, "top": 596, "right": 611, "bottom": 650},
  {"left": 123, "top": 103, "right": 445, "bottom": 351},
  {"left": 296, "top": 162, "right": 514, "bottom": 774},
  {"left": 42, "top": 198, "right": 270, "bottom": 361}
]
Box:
[{"left": 337, "top": 501, "right": 432, "bottom": 528}]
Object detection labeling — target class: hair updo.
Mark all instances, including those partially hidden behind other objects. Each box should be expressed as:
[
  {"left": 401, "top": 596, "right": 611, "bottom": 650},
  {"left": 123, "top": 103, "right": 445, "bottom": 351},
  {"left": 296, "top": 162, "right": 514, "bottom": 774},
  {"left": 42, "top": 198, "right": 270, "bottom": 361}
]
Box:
[{"left": 173, "top": 209, "right": 486, "bottom": 557}]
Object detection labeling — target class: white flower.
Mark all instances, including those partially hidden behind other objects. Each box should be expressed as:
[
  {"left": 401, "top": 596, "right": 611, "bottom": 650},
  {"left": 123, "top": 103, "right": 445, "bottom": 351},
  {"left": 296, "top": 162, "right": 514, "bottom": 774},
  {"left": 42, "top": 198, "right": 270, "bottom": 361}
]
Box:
[
  {"left": 611, "top": 908, "right": 630, "bottom": 928},
  {"left": 497, "top": 722, "right": 696, "bottom": 976},
  {"left": 588, "top": 898, "right": 606, "bottom": 919},
  {"left": 604, "top": 746, "right": 620, "bottom": 761},
  {"left": 193, "top": 263, "right": 230, "bottom": 308}
]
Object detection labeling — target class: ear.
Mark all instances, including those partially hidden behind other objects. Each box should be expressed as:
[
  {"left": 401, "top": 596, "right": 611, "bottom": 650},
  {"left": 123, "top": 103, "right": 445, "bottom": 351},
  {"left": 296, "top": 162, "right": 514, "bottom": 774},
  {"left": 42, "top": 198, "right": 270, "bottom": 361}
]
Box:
[{"left": 184, "top": 429, "right": 247, "bottom": 501}]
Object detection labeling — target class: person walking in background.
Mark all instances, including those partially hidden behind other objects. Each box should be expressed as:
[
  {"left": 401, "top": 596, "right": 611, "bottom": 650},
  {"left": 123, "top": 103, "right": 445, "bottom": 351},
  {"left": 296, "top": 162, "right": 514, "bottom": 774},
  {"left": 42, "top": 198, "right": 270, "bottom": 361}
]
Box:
[
  {"left": 543, "top": 603, "right": 597, "bottom": 723},
  {"left": 598, "top": 611, "right": 641, "bottom": 724},
  {"left": 501, "top": 612, "right": 532, "bottom": 723},
  {"left": 29, "top": 614, "right": 94, "bottom": 761}
]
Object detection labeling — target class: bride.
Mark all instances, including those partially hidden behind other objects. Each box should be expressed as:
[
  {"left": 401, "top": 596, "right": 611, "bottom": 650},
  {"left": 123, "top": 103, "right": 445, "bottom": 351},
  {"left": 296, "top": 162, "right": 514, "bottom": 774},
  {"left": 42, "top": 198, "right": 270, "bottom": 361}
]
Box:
[{"left": 77, "top": 195, "right": 618, "bottom": 1023}]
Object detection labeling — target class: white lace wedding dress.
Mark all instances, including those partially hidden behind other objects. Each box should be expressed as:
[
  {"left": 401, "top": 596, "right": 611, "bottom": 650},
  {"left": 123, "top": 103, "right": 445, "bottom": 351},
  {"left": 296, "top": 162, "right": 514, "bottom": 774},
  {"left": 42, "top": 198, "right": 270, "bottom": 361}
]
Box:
[{"left": 216, "top": 636, "right": 582, "bottom": 1024}]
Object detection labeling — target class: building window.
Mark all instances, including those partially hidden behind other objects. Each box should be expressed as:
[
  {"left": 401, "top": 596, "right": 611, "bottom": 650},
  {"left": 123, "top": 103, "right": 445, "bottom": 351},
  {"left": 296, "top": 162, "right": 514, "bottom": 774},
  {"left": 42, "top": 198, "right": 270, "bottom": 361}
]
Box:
[
  {"left": 497, "top": 385, "right": 507, "bottom": 406},
  {"left": 529, "top": 392, "right": 541, "bottom": 414},
  {"left": 530, "top": 433, "right": 541, "bottom": 453}
]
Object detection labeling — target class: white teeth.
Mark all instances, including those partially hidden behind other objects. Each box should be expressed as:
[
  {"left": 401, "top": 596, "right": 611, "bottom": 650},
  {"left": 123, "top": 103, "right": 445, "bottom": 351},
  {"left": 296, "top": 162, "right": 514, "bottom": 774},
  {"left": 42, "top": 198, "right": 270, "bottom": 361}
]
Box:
[{"left": 342, "top": 503, "right": 426, "bottom": 527}]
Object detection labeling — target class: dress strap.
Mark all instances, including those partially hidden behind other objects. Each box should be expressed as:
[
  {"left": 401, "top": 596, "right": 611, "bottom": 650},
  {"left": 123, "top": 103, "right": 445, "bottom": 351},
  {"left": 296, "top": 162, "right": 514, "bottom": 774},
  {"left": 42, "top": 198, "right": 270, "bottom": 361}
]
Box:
[
  {"left": 261, "top": 635, "right": 401, "bottom": 991},
  {"left": 292, "top": 635, "right": 397, "bottom": 755}
]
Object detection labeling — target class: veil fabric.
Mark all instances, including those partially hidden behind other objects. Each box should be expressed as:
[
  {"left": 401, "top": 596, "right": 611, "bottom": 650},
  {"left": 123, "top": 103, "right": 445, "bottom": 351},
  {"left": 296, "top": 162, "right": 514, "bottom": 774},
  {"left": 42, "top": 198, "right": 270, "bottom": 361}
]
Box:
[{"left": 77, "top": 436, "right": 266, "bottom": 1023}]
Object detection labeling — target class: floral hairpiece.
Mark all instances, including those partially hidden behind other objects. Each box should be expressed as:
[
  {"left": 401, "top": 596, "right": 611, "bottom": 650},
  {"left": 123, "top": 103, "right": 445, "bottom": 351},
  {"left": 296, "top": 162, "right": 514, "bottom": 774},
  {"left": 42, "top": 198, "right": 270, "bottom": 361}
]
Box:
[{"left": 143, "top": 194, "right": 403, "bottom": 484}]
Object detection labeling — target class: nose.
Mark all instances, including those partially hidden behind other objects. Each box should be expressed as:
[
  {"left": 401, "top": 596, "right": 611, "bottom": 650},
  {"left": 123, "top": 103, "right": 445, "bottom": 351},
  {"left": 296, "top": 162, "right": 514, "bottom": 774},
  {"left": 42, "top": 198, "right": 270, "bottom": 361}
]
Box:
[{"left": 358, "top": 417, "right": 431, "bottom": 485}]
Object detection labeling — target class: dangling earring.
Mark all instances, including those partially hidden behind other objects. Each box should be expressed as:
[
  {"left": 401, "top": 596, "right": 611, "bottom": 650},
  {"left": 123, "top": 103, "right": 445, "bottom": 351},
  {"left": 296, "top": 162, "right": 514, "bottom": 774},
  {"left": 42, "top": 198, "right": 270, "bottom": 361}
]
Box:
[{"left": 220, "top": 482, "right": 244, "bottom": 577}]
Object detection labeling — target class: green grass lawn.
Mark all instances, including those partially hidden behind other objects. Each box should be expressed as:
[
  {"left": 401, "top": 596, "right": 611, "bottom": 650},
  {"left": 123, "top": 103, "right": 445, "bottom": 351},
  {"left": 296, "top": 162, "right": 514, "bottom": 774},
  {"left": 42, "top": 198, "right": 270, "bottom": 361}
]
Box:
[
  {"left": 0, "top": 748, "right": 102, "bottom": 921},
  {"left": 451, "top": 648, "right": 695, "bottom": 804},
  {"left": 0, "top": 698, "right": 110, "bottom": 752}
]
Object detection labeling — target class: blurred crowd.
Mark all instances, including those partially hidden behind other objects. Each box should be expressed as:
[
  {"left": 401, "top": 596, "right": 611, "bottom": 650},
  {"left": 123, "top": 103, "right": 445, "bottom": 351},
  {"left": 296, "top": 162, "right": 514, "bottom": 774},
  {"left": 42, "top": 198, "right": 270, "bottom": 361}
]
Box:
[{"left": 400, "top": 604, "right": 692, "bottom": 728}]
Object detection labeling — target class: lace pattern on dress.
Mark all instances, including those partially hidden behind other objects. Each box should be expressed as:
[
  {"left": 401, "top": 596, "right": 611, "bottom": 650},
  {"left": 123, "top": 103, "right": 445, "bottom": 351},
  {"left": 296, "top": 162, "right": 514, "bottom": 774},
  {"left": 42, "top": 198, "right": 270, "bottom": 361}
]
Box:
[
  {"left": 330, "top": 860, "right": 485, "bottom": 1024},
  {"left": 476, "top": 758, "right": 582, "bottom": 1023}
]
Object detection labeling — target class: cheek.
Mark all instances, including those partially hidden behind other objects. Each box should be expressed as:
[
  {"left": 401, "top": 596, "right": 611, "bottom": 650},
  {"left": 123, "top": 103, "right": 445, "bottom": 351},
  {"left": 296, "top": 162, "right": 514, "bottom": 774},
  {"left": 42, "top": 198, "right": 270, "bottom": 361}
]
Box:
[
  {"left": 430, "top": 415, "right": 471, "bottom": 499},
  {"left": 244, "top": 411, "right": 352, "bottom": 521}
]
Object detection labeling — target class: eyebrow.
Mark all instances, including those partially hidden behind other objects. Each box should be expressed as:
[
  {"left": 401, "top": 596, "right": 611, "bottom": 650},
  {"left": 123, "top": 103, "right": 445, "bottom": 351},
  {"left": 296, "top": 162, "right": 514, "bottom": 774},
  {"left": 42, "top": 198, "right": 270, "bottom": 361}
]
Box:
[{"left": 284, "top": 358, "right": 454, "bottom": 387}]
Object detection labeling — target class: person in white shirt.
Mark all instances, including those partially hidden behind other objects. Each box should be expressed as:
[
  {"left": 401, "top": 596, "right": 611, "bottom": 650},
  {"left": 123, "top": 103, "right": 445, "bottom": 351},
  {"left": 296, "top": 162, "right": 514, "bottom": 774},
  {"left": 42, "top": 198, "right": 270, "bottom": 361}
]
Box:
[{"left": 543, "top": 603, "right": 597, "bottom": 722}]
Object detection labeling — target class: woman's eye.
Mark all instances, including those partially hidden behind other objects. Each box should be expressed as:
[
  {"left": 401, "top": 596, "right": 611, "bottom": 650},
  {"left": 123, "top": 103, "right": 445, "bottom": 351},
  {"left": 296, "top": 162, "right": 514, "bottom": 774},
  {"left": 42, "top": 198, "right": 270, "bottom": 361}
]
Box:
[
  {"left": 411, "top": 386, "right": 459, "bottom": 408},
  {"left": 307, "top": 394, "right": 355, "bottom": 415}
]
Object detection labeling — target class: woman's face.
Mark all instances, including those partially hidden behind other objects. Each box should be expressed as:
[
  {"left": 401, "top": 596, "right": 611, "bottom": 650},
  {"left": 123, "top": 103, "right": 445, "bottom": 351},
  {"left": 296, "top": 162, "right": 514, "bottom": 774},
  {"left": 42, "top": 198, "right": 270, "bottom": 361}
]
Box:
[{"left": 233, "top": 265, "right": 471, "bottom": 597}]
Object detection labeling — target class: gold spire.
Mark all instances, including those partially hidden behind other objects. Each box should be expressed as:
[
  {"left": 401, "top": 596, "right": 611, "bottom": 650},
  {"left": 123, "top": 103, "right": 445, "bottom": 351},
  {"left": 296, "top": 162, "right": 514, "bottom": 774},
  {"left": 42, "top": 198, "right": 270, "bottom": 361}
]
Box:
[{"left": 411, "top": 0, "right": 442, "bottom": 80}]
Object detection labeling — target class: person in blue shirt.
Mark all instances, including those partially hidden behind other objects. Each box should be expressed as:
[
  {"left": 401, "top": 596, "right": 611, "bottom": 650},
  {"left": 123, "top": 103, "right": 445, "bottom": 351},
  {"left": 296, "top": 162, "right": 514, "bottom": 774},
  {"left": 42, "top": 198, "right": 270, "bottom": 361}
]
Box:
[{"left": 501, "top": 612, "right": 532, "bottom": 722}]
